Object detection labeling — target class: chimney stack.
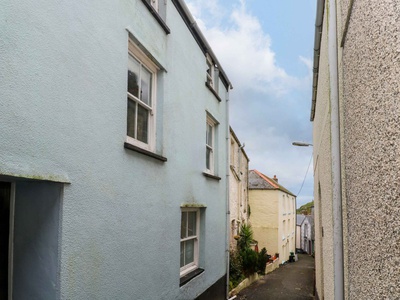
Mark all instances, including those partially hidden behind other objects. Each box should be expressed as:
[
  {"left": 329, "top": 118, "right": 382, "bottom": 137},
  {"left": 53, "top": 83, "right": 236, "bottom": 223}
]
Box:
[{"left": 273, "top": 175, "right": 278, "bottom": 183}]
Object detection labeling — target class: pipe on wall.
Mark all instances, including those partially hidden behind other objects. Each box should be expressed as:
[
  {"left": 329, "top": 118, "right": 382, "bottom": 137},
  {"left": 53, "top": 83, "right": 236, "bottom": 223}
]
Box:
[
  {"left": 225, "top": 87, "right": 231, "bottom": 299},
  {"left": 327, "top": 0, "right": 345, "bottom": 299}
]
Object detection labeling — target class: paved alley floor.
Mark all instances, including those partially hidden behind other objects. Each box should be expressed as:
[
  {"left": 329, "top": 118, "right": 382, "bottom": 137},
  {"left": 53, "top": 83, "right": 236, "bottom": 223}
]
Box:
[{"left": 236, "top": 254, "right": 315, "bottom": 300}]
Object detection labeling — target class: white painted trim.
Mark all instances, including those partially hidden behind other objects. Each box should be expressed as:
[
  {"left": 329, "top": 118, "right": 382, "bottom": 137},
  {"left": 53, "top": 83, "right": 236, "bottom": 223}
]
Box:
[
  {"left": 128, "top": 40, "right": 159, "bottom": 73},
  {"left": 206, "top": 54, "right": 215, "bottom": 88},
  {"left": 205, "top": 114, "right": 218, "bottom": 175},
  {"left": 127, "top": 41, "right": 158, "bottom": 152},
  {"left": 180, "top": 208, "right": 200, "bottom": 277}
]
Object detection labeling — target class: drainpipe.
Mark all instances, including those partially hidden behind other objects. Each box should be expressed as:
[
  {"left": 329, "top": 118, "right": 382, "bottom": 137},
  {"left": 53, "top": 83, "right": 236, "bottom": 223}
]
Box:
[
  {"left": 328, "top": 0, "right": 344, "bottom": 299},
  {"left": 225, "top": 89, "right": 231, "bottom": 299}
]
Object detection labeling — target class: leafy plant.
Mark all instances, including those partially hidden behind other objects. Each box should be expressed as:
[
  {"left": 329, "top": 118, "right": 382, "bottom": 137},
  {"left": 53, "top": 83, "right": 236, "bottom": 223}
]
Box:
[
  {"left": 241, "top": 247, "right": 258, "bottom": 276},
  {"left": 257, "top": 248, "right": 270, "bottom": 275},
  {"left": 229, "top": 250, "right": 244, "bottom": 290},
  {"left": 229, "top": 224, "right": 272, "bottom": 289},
  {"left": 237, "top": 223, "right": 254, "bottom": 251}
]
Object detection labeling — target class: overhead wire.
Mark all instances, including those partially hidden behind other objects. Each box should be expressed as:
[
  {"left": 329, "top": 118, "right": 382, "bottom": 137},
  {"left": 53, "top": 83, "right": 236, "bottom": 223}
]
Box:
[{"left": 296, "top": 152, "right": 313, "bottom": 196}]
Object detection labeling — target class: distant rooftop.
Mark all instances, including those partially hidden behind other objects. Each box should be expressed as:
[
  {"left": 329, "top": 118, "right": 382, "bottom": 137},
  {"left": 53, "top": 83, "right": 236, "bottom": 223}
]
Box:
[
  {"left": 248, "top": 170, "right": 296, "bottom": 197},
  {"left": 297, "top": 215, "right": 306, "bottom": 226}
]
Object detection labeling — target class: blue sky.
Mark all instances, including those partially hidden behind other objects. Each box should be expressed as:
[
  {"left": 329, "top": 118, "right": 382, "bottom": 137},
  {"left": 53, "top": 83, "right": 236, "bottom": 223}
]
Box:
[{"left": 186, "top": 0, "right": 316, "bottom": 207}]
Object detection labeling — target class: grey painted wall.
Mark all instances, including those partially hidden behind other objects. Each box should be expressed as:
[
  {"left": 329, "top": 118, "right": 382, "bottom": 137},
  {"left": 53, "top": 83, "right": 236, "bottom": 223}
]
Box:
[{"left": 0, "top": 0, "right": 229, "bottom": 299}]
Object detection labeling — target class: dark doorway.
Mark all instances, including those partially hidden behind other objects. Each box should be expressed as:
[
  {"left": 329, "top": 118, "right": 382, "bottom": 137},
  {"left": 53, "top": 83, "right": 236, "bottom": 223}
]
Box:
[{"left": 0, "top": 182, "right": 11, "bottom": 300}]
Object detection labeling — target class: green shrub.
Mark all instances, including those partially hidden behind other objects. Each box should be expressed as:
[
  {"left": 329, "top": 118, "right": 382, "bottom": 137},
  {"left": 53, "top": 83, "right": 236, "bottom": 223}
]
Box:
[
  {"left": 241, "top": 248, "right": 258, "bottom": 277},
  {"left": 230, "top": 223, "right": 272, "bottom": 287},
  {"left": 229, "top": 250, "right": 244, "bottom": 290},
  {"left": 257, "top": 248, "right": 270, "bottom": 275}
]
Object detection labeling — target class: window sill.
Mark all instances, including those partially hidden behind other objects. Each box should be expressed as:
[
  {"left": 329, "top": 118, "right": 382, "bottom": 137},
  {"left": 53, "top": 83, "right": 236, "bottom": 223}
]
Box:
[
  {"left": 205, "top": 82, "right": 222, "bottom": 102},
  {"left": 141, "top": 0, "right": 171, "bottom": 34},
  {"left": 124, "top": 142, "right": 167, "bottom": 162},
  {"left": 180, "top": 268, "right": 204, "bottom": 287},
  {"left": 202, "top": 172, "right": 221, "bottom": 181}
]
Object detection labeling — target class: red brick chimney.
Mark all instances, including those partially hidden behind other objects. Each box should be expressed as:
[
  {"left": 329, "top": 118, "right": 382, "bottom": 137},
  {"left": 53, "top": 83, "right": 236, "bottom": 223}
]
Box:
[{"left": 273, "top": 175, "right": 278, "bottom": 183}]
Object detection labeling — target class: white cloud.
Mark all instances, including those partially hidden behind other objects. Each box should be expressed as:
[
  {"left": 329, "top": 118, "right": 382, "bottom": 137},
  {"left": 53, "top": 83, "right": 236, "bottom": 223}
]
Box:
[
  {"left": 188, "top": 0, "right": 293, "bottom": 96},
  {"left": 299, "top": 55, "right": 313, "bottom": 72},
  {"left": 186, "top": 0, "right": 314, "bottom": 207}
]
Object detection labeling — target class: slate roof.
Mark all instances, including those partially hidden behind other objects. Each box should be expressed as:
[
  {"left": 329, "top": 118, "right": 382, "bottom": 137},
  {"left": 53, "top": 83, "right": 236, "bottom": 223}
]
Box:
[
  {"left": 248, "top": 170, "right": 296, "bottom": 197},
  {"left": 297, "top": 214, "right": 306, "bottom": 226}
]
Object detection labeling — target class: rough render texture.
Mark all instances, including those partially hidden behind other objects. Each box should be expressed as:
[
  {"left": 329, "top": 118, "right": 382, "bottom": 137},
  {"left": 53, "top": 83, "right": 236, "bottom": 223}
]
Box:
[
  {"left": 0, "top": 1, "right": 229, "bottom": 299},
  {"left": 341, "top": 0, "right": 400, "bottom": 298},
  {"left": 314, "top": 0, "right": 400, "bottom": 299},
  {"left": 229, "top": 131, "right": 249, "bottom": 249},
  {"left": 312, "top": 3, "right": 334, "bottom": 299}
]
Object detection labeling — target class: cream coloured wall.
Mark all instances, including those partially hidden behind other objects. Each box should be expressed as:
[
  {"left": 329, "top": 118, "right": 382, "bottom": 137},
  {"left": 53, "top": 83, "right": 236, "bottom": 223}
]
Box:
[
  {"left": 249, "top": 190, "right": 279, "bottom": 254},
  {"left": 296, "top": 225, "right": 301, "bottom": 249},
  {"left": 249, "top": 189, "right": 296, "bottom": 261},
  {"left": 278, "top": 192, "right": 296, "bottom": 262}
]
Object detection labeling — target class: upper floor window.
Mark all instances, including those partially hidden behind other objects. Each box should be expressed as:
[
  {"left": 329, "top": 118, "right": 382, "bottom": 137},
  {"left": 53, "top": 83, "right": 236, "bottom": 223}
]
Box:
[
  {"left": 206, "top": 115, "right": 217, "bottom": 174},
  {"left": 206, "top": 54, "right": 215, "bottom": 87},
  {"left": 141, "top": 0, "right": 170, "bottom": 34},
  {"left": 127, "top": 42, "right": 158, "bottom": 152},
  {"left": 205, "top": 54, "right": 222, "bottom": 102}
]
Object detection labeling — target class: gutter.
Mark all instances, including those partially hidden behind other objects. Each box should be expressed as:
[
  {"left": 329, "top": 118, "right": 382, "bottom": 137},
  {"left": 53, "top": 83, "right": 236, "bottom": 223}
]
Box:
[{"left": 310, "top": 0, "right": 325, "bottom": 121}]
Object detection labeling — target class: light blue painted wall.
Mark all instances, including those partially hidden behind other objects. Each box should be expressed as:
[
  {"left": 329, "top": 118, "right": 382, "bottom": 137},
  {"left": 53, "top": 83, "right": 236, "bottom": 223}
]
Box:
[{"left": 0, "top": 0, "right": 229, "bottom": 299}]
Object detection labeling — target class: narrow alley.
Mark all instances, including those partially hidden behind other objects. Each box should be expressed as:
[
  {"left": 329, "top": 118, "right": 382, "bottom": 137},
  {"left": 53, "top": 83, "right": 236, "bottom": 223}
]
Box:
[{"left": 236, "top": 254, "right": 315, "bottom": 300}]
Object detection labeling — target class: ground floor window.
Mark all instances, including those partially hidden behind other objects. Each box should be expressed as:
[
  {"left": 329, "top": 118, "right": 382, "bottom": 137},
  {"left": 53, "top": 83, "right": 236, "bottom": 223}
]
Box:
[{"left": 180, "top": 209, "right": 200, "bottom": 276}]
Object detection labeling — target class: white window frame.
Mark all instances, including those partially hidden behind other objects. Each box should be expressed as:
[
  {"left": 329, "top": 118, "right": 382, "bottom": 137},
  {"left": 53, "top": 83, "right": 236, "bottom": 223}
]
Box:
[
  {"left": 206, "top": 54, "right": 215, "bottom": 88},
  {"left": 126, "top": 40, "right": 158, "bottom": 152},
  {"left": 180, "top": 208, "right": 200, "bottom": 276},
  {"left": 206, "top": 115, "right": 217, "bottom": 174}
]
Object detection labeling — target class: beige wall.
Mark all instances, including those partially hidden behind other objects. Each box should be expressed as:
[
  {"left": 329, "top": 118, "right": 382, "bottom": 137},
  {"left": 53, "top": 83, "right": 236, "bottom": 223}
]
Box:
[
  {"left": 249, "top": 189, "right": 295, "bottom": 261},
  {"left": 296, "top": 225, "right": 301, "bottom": 249},
  {"left": 278, "top": 192, "right": 296, "bottom": 262}
]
